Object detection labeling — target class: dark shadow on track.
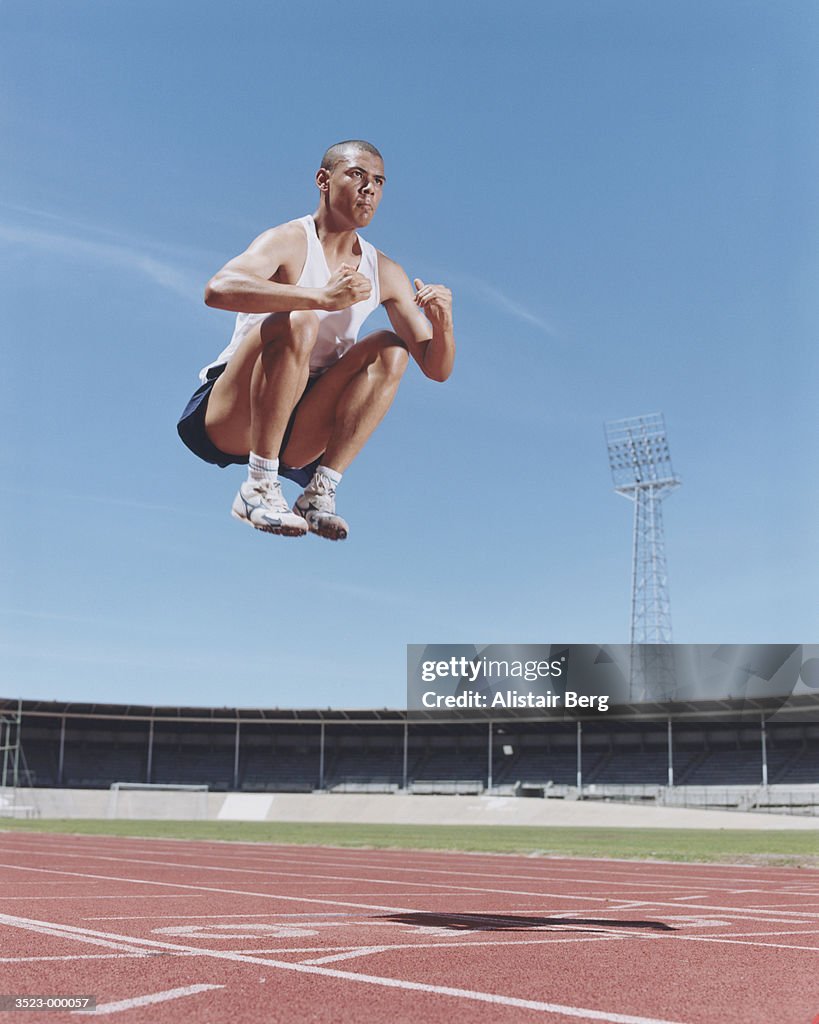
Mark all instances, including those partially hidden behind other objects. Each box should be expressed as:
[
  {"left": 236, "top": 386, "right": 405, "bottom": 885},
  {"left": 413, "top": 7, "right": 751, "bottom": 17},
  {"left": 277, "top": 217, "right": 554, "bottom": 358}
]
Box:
[{"left": 377, "top": 912, "right": 675, "bottom": 932}]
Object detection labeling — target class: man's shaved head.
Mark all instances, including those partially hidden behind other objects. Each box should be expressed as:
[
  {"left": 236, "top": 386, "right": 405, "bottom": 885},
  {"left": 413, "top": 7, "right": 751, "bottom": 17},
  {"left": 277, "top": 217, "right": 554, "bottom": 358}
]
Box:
[{"left": 321, "top": 140, "right": 383, "bottom": 171}]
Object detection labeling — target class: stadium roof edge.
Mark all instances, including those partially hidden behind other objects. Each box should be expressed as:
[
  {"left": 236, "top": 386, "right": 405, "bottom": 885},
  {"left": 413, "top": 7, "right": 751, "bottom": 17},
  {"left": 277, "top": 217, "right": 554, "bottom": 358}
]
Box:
[{"left": 2, "top": 694, "right": 818, "bottom": 725}]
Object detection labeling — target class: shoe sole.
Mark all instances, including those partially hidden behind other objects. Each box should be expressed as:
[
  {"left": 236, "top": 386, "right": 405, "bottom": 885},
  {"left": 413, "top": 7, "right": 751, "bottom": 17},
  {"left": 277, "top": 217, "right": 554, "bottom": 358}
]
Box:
[
  {"left": 293, "top": 508, "right": 348, "bottom": 541},
  {"left": 310, "top": 521, "right": 348, "bottom": 541},
  {"left": 230, "top": 509, "right": 307, "bottom": 537}
]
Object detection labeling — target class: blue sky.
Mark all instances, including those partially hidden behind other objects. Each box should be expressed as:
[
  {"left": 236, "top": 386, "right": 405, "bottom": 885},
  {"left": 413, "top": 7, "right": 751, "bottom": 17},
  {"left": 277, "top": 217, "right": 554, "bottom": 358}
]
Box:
[{"left": 1, "top": 0, "right": 817, "bottom": 709}]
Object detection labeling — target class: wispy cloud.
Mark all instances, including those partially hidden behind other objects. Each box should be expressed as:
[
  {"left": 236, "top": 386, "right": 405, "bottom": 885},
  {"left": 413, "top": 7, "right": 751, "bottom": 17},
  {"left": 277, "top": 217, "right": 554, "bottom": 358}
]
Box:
[
  {"left": 451, "top": 272, "right": 559, "bottom": 337},
  {"left": 0, "top": 200, "right": 222, "bottom": 261},
  {"left": 0, "top": 210, "right": 203, "bottom": 301}
]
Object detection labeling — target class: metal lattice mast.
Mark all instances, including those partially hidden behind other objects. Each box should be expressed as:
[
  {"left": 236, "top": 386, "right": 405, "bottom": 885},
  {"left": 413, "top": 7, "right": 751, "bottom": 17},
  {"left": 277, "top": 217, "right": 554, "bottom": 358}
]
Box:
[
  {"left": 605, "top": 414, "right": 681, "bottom": 698},
  {"left": 0, "top": 701, "right": 22, "bottom": 791},
  {"left": 0, "top": 701, "right": 37, "bottom": 819}
]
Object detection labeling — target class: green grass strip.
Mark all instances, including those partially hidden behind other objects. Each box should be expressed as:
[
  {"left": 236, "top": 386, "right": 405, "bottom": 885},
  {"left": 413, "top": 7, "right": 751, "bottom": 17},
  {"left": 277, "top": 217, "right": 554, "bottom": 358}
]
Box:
[{"left": 1, "top": 818, "right": 817, "bottom": 866}]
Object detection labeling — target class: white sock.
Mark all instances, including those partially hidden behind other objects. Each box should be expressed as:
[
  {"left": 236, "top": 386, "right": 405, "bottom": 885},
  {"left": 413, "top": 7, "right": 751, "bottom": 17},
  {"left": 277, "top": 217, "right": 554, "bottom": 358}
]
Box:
[
  {"left": 315, "top": 464, "right": 342, "bottom": 486},
  {"left": 248, "top": 452, "right": 279, "bottom": 483}
]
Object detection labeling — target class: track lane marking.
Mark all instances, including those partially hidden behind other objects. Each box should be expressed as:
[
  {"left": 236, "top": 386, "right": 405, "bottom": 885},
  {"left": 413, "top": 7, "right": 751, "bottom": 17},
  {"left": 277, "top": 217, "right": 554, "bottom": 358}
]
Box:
[
  {"left": 0, "top": 938, "right": 716, "bottom": 969},
  {"left": 86, "top": 912, "right": 357, "bottom": 920},
  {"left": 659, "top": 933, "right": 819, "bottom": 953},
  {"left": 75, "top": 984, "right": 223, "bottom": 1016},
  {"left": 223, "top": 855, "right": 819, "bottom": 895},
  {"left": 8, "top": 910, "right": 816, "bottom": 1017},
  {"left": 13, "top": 847, "right": 677, "bottom": 898},
  {"left": 0, "top": 912, "right": 688, "bottom": 1024},
  {"left": 300, "top": 945, "right": 395, "bottom": 964},
  {"left": 0, "top": 916, "right": 157, "bottom": 955},
  {"left": 0, "top": 894, "right": 204, "bottom": 901},
  {"left": 296, "top": 933, "right": 630, "bottom": 965},
  {"left": 8, "top": 834, "right": 815, "bottom": 889},
  {"left": 8, "top": 852, "right": 819, "bottom": 923},
  {"left": 82, "top": 907, "right": 595, "bottom": 921},
  {"left": 5, "top": 847, "right": 819, "bottom": 926},
  {"left": 0, "top": 934, "right": 628, "bottom": 964},
  {"left": 707, "top": 928, "right": 819, "bottom": 938},
  {"left": 0, "top": 863, "right": 420, "bottom": 914},
  {"left": 4, "top": 840, "right": 813, "bottom": 899},
  {"left": 3, "top": 861, "right": 819, "bottom": 930},
  {"left": 0, "top": 954, "right": 156, "bottom": 963}
]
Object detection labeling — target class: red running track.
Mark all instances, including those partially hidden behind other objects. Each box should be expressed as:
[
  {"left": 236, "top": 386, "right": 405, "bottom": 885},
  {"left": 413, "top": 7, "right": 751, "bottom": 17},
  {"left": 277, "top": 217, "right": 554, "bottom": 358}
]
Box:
[{"left": 0, "top": 832, "right": 817, "bottom": 1023}]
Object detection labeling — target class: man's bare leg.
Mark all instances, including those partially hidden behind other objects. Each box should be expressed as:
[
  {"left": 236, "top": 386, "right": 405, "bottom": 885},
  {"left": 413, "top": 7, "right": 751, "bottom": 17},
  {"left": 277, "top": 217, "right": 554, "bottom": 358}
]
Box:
[
  {"left": 204, "top": 312, "right": 320, "bottom": 536},
  {"left": 282, "top": 331, "right": 409, "bottom": 539},
  {"left": 323, "top": 344, "right": 410, "bottom": 472},
  {"left": 205, "top": 311, "right": 319, "bottom": 459}
]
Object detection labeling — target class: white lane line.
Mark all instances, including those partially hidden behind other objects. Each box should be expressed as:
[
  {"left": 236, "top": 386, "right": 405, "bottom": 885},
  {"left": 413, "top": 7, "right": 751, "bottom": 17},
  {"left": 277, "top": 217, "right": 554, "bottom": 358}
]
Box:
[
  {"left": 297, "top": 933, "right": 629, "bottom": 966},
  {"left": 0, "top": 913, "right": 686, "bottom": 1024},
  {"left": 8, "top": 835, "right": 810, "bottom": 891},
  {"left": 0, "top": 934, "right": 628, "bottom": 964},
  {"left": 12, "top": 832, "right": 816, "bottom": 877},
  {"left": 76, "top": 984, "right": 223, "bottom": 1016},
  {"left": 292, "top": 891, "right": 482, "bottom": 897},
  {"left": 230, "top": 935, "right": 629, "bottom": 956},
  {"left": 0, "top": 954, "right": 155, "bottom": 963},
  {"left": 708, "top": 928, "right": 819, "bottom": 939},
  {"left": 8, "top": 848, "right": 589, "bottom": 898},
  {"left": 1, "top": 842, "right": 804, "bottom": 899},
  {"left": 28, "top": 847, "right": 818, "bottom": 897},
  {"left": 300, "top": 945, "right": 394, "bottom": 965},
  {"left": 83, "top": 907, "right": 570, "bottom": 922},
  {"left": 273, "top": 861, "right": 819, "bottom": 897},
  {"left": 86, "top": 912, "right": 356, "bottom": 921},
  {"left": 593, "top": 898, "right": 819, "bottom": 922},
  {"left": 0, "top": 915, "right": 156, "bottom": 955},
  {"left": 1, "top": 895, "right": 203, "bottom": 901},
  {"left": 9, "top": 853, "right": 819, "bottom": 924},
  {"left": 0, "top": 862, "right": 416, "bottom": 914},
  {"left": 7, "top": 929, "right": 810, "bottom": 966},
  {"left": 3, "top": 860, "right": 818, "bottom": 930},
  {"left": 740, "top": 902, "right": 819, "bottom": 909},
  {"left": 667, "top": 934, "right": 819, "bottom": 954}
]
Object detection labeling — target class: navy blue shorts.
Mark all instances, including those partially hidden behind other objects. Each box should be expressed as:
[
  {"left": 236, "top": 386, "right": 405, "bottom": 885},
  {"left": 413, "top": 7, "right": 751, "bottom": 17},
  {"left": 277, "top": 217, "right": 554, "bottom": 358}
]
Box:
[{"left": 176, "top": 364, "right": 321, "bottom": 488}]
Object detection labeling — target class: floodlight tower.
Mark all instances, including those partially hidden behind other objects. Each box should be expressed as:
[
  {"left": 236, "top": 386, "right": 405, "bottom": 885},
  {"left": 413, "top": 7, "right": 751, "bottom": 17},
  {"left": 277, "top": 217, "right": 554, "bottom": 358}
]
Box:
[
  {"left": 605, "top": 414, "right": 681, "bottom": 698},
  {"left": 1, "top": 700, "right": 23, "bottom": 803}
]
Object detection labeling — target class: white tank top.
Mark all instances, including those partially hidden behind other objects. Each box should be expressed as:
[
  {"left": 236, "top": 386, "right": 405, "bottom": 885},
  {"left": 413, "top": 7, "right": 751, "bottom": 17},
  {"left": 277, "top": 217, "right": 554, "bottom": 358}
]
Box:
[{"left": 199, "top": 215, "right": 381, "bottom": 381}]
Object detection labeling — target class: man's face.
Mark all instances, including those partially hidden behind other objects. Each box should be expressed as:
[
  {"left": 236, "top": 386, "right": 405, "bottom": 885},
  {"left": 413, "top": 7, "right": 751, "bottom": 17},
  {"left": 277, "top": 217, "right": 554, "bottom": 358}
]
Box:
[{"left": 318, "top": 149, "right": 385, "bottom": 227}]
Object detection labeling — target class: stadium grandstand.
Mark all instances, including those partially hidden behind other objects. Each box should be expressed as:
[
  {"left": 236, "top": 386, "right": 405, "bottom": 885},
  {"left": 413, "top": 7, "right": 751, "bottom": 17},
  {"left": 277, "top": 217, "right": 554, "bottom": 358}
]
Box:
[{"left": 3, "top": 693, "right": 818, "bottom": 818}]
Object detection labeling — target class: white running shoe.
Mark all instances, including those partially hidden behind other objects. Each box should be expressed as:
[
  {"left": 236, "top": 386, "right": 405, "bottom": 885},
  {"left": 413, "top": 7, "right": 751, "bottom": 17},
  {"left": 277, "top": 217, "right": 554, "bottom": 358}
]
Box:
[
  {"left": 231, "top": 479, "right": 307, "bottom": 536},
  {"left": 294, "top": 472, "right": 349, "bottom": 541}
]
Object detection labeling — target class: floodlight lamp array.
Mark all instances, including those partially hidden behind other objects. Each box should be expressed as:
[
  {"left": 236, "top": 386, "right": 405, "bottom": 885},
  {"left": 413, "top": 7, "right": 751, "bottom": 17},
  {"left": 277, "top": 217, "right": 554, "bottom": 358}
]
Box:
[{"left": 605, "top": 414, "right": 680, "bottom": 491}]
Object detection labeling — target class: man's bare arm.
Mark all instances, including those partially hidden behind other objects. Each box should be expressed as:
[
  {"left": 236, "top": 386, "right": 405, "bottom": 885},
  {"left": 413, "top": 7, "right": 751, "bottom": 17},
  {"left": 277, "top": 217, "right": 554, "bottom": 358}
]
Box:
[
  {"left": 204, "top": 223, "right": 371, "bottom": 314},
  {"left": 380, "top": 256, "right": 455, "bottom": 382}
]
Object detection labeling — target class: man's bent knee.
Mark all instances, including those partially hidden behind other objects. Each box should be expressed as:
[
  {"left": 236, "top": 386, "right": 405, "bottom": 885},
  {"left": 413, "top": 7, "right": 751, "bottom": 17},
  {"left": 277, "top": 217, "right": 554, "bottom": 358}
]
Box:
[
  {"left": 260, "top": 310, "right": 319, "bottom": 359},
  {"left": 379, "top": 344, "right": 409, "bottom": 379},
  {"left": 368, "top": 331, "right": 409, "bottom": 377}
]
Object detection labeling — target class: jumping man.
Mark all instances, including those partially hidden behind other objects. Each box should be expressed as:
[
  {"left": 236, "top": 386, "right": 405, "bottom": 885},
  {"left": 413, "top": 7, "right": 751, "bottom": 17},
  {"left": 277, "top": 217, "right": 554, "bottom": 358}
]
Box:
[{"left": 177, "top": 140, "right": 455, "bottom": 540}]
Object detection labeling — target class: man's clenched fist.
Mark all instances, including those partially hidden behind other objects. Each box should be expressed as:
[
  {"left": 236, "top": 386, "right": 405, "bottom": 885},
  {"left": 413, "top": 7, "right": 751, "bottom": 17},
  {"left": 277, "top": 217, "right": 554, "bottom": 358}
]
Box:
[{"left": 321, "top": 263, "right": 372, "bottom": 310}]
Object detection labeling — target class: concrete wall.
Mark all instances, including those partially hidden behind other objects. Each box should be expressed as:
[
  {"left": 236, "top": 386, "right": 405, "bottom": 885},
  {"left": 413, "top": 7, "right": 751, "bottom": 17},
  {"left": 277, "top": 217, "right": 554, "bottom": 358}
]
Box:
[{"left": 4, "top": 787, "right": 819, "bottom": 830}]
